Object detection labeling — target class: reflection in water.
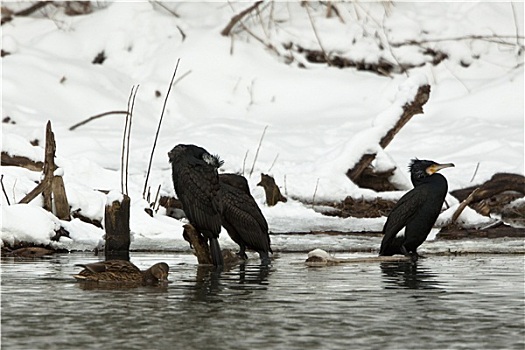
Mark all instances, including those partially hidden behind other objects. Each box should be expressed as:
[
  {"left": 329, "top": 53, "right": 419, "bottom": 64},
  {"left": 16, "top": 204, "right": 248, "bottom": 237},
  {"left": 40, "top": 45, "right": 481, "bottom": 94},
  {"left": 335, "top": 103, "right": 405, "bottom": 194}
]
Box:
[
  {"left": 2, "top": 254, "right": 524, "bottom": 350},
  {"left": 380, "top": 261, "right": 441, "bottom": 289},
  {"left": 186, "top": 262, "right": 271, "bottom": 301}
]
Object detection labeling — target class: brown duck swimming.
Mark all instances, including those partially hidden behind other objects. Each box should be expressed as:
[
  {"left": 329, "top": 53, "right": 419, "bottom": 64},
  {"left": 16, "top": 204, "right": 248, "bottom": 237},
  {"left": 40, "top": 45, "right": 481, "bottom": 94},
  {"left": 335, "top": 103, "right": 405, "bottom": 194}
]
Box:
[{"left": 73, "top": 260, "right": 169, "bottom": 285}]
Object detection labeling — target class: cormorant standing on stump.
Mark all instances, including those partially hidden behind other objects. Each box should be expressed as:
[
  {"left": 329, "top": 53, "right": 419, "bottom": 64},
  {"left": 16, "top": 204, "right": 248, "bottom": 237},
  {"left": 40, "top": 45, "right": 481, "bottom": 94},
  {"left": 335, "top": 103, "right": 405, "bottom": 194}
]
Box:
[
  {"left": 379, "top": 159, "right": 454, "bottom": 261},
  {"left": 169, "top": 144, "right": 224, "bottom": 266},
  {"left": 219, "top": 173, "right": 272, "bottom": 264}
]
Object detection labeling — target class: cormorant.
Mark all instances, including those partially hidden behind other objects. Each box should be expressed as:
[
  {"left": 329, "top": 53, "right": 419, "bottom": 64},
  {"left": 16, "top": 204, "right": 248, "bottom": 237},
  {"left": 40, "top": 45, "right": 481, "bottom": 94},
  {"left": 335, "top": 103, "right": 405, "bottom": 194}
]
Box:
[
  {"left": 169, "top": 144, "right": 224, "bottom": 266},
  {"left": 379, "top": 159, "right": 454, "bottom": 261},
  {"left": 219, "top": 173, "right": 272, "bottom": 264}
]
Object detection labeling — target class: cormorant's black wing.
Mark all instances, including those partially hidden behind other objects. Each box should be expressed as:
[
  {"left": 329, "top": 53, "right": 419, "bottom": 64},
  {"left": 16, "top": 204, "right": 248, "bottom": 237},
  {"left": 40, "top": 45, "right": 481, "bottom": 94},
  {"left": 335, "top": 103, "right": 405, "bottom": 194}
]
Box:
[
  {"left": 380, "top": 186, "right": 430, "bottom": 253},
  {"left": 220, "top": 184, "right": 271, "bottom": 252},
  {"left": 175, "top": 161, "right": 222, "bottom": 236}
]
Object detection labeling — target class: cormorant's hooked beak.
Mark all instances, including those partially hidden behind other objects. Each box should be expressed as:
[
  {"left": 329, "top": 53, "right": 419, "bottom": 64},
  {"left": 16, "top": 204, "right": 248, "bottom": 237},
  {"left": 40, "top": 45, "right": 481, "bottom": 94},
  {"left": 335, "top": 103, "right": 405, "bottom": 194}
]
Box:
[{"left": 426, "top": 162, "right": 455, "bottom": 175}]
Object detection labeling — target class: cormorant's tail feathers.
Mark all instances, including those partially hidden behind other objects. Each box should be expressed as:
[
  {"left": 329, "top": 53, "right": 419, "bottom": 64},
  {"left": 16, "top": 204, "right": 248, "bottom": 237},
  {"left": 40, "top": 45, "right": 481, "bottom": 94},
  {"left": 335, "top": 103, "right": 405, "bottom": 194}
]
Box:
[{"left": 209, "top": 237, "right": 224, "bottom": 267}]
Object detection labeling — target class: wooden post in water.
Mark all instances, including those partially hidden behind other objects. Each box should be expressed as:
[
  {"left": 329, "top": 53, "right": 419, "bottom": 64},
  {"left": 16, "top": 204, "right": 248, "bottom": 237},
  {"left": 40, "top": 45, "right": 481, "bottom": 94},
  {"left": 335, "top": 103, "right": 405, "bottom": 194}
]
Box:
[{"left": 104, "top": 193, "right": 131, "bottom": 261}]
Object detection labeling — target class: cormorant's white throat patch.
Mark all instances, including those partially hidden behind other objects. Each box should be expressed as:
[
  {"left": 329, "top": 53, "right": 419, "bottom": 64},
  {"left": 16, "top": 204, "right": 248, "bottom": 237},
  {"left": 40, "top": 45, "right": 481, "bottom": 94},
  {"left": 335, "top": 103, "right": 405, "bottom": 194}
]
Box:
[{"left": 202, "top": 153, "right": 224, "bottom": 168}]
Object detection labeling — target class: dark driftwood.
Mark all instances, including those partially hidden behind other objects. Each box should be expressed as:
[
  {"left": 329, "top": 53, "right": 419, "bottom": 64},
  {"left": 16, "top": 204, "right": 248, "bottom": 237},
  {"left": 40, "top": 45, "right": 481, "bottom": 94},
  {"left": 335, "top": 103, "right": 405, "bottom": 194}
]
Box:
[
  {"left": 450, "top": 173, "right": 525, "bottom": 219},
  {"left": 438, "top": 222, "right": 524, "bottom": 240},
  {"left": 220, "top": 1, "right": 263, "bottom": 36},
  {"left": 1, "top": 152, "right": 43, "bottom": 171},
  {"left": 183, "top": 224, "right": 212, "bottom": 265},
  {"left": 104, "top": 194, "right": 131, "bottom": 261},
  {"left": 347, "top": 84, "right": 431, "bottom": 185},
  {"left": 257, "top": 173, "right": 287, "bottom": 206},
  {"left": 451, "top": 173, "right": 525, "bottom": 202},
  {"left": 352, "top": 166, "right": 397, "bottom": 192}
]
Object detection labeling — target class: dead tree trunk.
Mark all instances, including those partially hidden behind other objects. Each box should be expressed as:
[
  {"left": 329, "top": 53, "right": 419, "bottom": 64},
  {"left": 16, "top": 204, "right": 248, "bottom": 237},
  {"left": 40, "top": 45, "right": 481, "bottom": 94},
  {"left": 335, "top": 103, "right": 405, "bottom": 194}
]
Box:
[
  {"left": 104, "top": 194, "right": 131, "bottom": 261},
  {"left": 17, "top": 121, "right": 70, "bottom": 220},
  {"left": 347, "top": 84, "right": 431, "bottom": 188}
]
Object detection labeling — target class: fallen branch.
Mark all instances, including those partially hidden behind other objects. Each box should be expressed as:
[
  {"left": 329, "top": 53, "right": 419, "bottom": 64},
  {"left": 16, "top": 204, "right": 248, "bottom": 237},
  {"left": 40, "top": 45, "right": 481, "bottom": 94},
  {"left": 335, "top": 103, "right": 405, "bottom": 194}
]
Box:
[
  {"left": 451, "top": 173, "right": 525, "bottom": 202},
  {"left": 69, "top": 111, "right": 130, "bottom": 131},
  {"left": 1, "top": 152, "right": 43, "bottom": 172},
  {"left": 451, "top": 188, "right": 480, "bottom": 223},
  {"left": 347, "top": 84, "right": 430, "bottom": 185},
  {"left": 2, "top": 1, "right": 53, "bottom": 25},
  {"left": 18, "top": 178, "right": 52, "bottom": 204},
  {"left": 221, "top": 1, "right": 263, "bottom": 37},
  {"left": 391, "top": 34, "right": 525, "bottom": 49}
]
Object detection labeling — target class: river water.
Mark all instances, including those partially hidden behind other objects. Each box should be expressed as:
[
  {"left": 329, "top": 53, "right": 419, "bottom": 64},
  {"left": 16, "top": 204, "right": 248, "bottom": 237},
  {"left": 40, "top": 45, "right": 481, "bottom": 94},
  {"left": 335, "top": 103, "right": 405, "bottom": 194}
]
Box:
[{"left": 1, "top": 252, "right": 524, "bottom": 350}]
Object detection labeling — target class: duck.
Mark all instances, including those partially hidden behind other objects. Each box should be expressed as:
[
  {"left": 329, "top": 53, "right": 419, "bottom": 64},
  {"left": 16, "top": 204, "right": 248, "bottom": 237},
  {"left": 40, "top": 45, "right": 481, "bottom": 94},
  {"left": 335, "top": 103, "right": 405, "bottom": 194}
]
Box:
[{"left": 73, "top": 260, "right": 169, "bottom": 285}]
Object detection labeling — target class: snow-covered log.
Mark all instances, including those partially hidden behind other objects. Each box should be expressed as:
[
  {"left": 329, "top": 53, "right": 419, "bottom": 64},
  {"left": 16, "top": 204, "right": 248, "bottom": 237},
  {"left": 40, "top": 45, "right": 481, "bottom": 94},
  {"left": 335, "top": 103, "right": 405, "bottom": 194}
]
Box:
[{"left": 346, "top": 77, "right": 431, "bottom": 190}]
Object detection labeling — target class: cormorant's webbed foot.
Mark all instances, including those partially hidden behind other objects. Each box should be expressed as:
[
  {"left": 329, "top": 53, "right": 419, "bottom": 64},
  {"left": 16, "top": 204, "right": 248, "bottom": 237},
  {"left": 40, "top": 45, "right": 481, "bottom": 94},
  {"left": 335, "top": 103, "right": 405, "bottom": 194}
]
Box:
[{"left": 259, "top": 252, "right": 271, "bottom": 266}]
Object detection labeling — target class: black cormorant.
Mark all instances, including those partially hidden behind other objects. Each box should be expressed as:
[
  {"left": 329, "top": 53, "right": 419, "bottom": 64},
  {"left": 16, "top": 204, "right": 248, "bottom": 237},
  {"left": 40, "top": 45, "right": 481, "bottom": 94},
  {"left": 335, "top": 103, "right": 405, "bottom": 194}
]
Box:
[
  {"left": 219, "top": 173, "right": 272, "bottom": 264},
  {"left": 169, "top": 144, "right": 224, "bottom": 266},
  {"left": 379, "top": 159, "right": 454, "bottom": 261}
]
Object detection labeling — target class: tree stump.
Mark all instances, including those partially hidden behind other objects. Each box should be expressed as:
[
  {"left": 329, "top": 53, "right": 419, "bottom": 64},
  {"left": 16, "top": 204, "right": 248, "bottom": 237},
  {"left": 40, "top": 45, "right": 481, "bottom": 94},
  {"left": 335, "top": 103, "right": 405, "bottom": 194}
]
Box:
[
  {"left": 104, "top": 194, "right": 131, "bottom": 261},
  {"left": 257, "top": 173, "right": 287, "bottom": 206}
]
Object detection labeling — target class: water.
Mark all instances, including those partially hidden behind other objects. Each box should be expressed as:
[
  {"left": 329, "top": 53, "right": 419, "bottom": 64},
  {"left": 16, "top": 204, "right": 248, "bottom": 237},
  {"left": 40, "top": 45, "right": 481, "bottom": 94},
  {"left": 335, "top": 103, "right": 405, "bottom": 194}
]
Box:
[{"left": 1, "top": 252, "right": 524, "bottom": 350}]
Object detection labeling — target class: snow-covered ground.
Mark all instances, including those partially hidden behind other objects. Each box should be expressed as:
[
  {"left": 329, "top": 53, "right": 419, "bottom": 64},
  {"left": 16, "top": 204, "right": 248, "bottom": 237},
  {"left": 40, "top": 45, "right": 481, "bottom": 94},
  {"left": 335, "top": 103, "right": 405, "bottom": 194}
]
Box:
[{"left": 1, "top": 2, "right": 523, "bottom": 252}]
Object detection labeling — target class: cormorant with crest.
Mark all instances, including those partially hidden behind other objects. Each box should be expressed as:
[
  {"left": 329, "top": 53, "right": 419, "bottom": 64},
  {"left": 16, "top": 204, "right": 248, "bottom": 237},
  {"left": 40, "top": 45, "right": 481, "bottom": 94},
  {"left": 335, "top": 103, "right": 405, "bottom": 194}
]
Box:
[{"left": 379, "top": 159, "right": 454, "bottom": 261}]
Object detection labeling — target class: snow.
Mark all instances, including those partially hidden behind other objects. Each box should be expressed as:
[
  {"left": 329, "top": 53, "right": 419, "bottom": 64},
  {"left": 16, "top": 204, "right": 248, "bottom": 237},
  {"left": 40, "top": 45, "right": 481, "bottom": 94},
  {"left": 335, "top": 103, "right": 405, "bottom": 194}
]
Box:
[{"left": 1, "top": 2, "right": 523, "bottom": 252}]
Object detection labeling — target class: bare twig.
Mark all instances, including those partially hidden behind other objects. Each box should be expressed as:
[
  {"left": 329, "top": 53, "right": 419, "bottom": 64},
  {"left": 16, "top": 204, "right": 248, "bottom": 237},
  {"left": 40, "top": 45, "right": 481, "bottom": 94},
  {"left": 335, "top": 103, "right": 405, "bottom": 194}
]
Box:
[
  {"left": 152, "top": 184, "right": 161, "bottom": 209},
  {"left": 268, "top": 153, "right": 279, "bottom": 173},
  {"left": 121, "top": 85, "right": 139, "bottom": 195},
  {"left": 249, "top": 125, "right": 268, "bottom": 177},
  {"left": 242, "top": 150, "right": 249, "bottom": 176},
  {"left": 149, "top": 0, "right": 180, "bottom": 17},
  {"left": 312, "top": 178, "right": 320, "bottom": 208},
  {"left": 221, "top": 1, "right": 263, "bottom": 36},
  {"left": 391, "top": 34, "right": 525, "bottom": 49},
  {"left": 304, "top": 3, "right": 331, "bottom": 66},
  {"left": 69, "top": 111, "right": 130, "bottom": 131},
  {"left": 1, "top": 175, "right": 10, "bottom": 205},
  {"left": 173, "top": 70, "right": 192, "bottom": 86},
  {"left": 510, "top": 3, "right": 522, "bottom": 53},
  {"left": 143, "top": 58, "right": 181, "bottom": 198},
  {"left": 469, "top": 162, "right": 480, "bottom": 183},
  {"left": 452, "top": 188, "right": 480, "bottom": 223}
]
